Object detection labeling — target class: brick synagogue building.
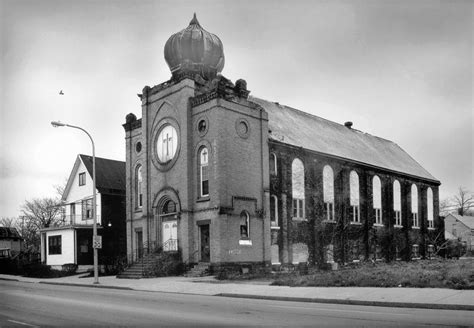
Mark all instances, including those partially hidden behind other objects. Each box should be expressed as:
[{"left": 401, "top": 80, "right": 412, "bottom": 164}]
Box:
[{"left": 122, "top": 15, "right": 441, "bottom": 272}]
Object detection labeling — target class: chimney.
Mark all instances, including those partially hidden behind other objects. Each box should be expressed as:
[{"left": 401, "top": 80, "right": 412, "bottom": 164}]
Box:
[{"left": 344, "top": 121, "right": 353, "bottom": 129}]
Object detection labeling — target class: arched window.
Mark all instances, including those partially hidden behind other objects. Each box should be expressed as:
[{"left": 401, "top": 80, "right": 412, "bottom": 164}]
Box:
[
  {"left": 323, "top": 165, "right": 335, "bottom": 221},
  {"left": 373, "top": 175, "right": 382, "bottom": 225},
  {"left": 270, "top": 153, "right": 277, "bottom": 176},
  {"left": 270, "top": 195, "right": 279, "bottom": 227},
  {"left": 349, "top": 171, "right": 360, "bottom": 223},
  {"left": 411, "top": 184, "right": 419, "bottom": 227},
  {"left": 162, "top": 200, "right": 177, "bottom": 214},
  {"left": 427, "top": 187, "right": 434, "bottom": 229},
  {"left": 393, "top": 180, "right": 402, "bottom": 226},
  {"left": 136, "top": 165, "right": 143, "bottom": 208},
  {"left": 199, "top": 147, "right": 209, "bottom": 197},
  {"left": 240, "top": 211, "right": 250, "bottom": 239},
  {"left": 292, "top": 158, "right": 305, "bottom": 219}
]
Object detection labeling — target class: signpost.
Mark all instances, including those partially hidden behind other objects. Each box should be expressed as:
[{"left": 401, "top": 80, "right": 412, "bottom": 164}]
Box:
[{"left": 93, "top": 235, "right": 102, "bottom": 249}]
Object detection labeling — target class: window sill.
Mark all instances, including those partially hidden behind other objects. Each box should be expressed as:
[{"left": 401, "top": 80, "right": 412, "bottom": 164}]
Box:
[
  {"left": 323, "top": 220, "right": 336, "bottom": 224},
  {"left": 292, "top": 217, "right": 307, "bottom": 222},
  {"left": 271, "top": 226, "right": 280, "bottom": 230},
  {"left": 394, "top": 225, "right": 403, "bottom": 228},
  {"left": 428, "top": 227, "right": 435, "bottom": 231},
  {"left": 411, "top": 226, "right": 420, "bottom": 230},
  {"left": 134, "top": 208, "right": 143, "bottom": 213},
  {"left": 239, "top": 240, "right": 252, "bottom": 246},
  {"left": 349, "top": 221, "right": 362, "bottom": 226},
  {"left": 196, "top": 197, "right": 210, "bottom": 203},
  {"left": 373, "top": 223, "right": 384, "bottom": 227}
]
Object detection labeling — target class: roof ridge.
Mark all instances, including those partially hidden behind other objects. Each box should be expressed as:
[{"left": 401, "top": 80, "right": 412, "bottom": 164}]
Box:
[
  {"left": 250, "top": 96, "right": 397, "bottom": 144},
  {"left": 79, "top": 154, "right": 125, "bottom": 164}
]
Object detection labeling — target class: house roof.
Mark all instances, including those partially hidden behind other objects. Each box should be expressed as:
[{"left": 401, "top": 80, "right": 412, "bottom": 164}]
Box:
[
  {"left": 0, "top": 227, "right": 22, "bottom": 240},
  {"left": 250, "top": 97, "right": 439, "bottom": 183},
  {"left": 79, "top": 154, "right": 126, "bottom": 194},
  {"left": 446, "top": 214, "right": 474, "bottom": 230},
  {"left": 62, "top": 155, "right": 125, "bottom": 201}
]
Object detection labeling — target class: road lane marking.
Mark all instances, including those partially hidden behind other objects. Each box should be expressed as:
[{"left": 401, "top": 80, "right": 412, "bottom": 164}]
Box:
[{"left": 7, "top": 319, "right": 39, "bottom": 327}]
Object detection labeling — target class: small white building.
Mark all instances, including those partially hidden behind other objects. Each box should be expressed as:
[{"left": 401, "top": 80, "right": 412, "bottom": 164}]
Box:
[{"left": 41, "top": 154, "right": 126, "bottom": 270}]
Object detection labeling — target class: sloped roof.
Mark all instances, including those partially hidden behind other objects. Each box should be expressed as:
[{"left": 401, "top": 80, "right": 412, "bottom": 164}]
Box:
[
  {"left": 79, "top": 155, "right": 126, "bottom": 193},
  {"left": 447, "top": 214, "right": 474, "bottom": 229},
  {"left": 0, "top": 227, "right": 22, "bottom": 240},
  {"left": 250, "top": 97, "right": 438, "bottom": 182}
]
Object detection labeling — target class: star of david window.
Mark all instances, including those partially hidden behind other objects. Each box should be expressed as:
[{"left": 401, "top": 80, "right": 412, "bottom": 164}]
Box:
[{"left": 157, "top": 125, "right": 178, "bottom": 163}]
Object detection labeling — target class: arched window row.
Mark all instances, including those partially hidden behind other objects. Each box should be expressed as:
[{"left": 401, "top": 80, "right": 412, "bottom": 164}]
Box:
[{"left": 286, "top": 160, "right": 435, "bottom": 228}]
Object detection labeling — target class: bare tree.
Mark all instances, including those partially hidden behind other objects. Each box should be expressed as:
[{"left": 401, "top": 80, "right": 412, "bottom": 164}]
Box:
[
  {"left": 21, "top": 198, "right": 63, "bottom": 230},
  {"left": 53, "top": 177, "right": 68, "bottom": 199},
  {"left": 452, "top": 187, "right": 474, "bottom": 216},
  {"left": 0, "top": 217, "right": 17, "bottom": 228}
]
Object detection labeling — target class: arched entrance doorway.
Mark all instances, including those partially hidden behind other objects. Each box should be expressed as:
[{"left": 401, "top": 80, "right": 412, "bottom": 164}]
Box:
[{"left": 158, "top": 198, "right": 178, "bottom": 251}]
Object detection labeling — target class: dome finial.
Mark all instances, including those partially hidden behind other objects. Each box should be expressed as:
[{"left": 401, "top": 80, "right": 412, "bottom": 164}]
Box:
[{"left": 189, "top": 13, "right": 201, "bottom": 26}]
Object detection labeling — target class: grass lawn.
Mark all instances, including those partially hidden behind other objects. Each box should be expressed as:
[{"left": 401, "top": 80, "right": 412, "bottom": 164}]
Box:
[
  {"left": 271, "top": 259, "right": 474, "bottom": 289},
  {"left": 219, "top": 259, "right": 474, "bottom": 289}
]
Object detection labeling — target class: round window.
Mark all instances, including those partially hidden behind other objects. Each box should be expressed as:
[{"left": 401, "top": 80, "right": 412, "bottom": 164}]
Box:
[
  {"left": 135, "top": 142, "right": 142, "bottom": 153},
  {"left": 236, "top": 118, "right": 250, "bottom": 138},
  {"left": 156, "top": 125, "right": 178, "bottom": 162},
  {"left": 198, "top": 120, "right": 207, "bottom": 133}
]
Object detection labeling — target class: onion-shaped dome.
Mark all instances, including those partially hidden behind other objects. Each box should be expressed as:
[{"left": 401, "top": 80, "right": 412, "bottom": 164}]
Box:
[{"left": 164, "top": 14, "right": 225, "bottom": 80}]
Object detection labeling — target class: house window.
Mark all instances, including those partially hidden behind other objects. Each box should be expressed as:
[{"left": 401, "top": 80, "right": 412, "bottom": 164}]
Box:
[
  {"left": 240, "top": 211, "right": 250, "bottom": 239},
  {"left": 270, "top": 153, "right": 277, "bottom": 175},
  {"left": 79, "top": 172, "right": 86, "bottom": 186},
  {"left": 292, "top": 158, "right": 305, "bottom": 219},
  {"left": 373, "top": 175, "right": 382, "bottom": 225},
  {"left": 270, "top": 195, "right": 279, "bottom": 227},
  {"left": 411, "top": 184, "right": 419, "bottom": 228},
  {"left": 48, "top": 235, "right": 62, "bottom": 255},
  {"left": 323, "top": 165, "right": 335, "bottom": 221},
  {"left": 136, "top": 165, "right": 143, "bottom": 208},
  {"left": 81, "top": 198, "right": 93, "bottom": 220},
  {"left": 350, "top": 171, "right": 360, "bottom": 223},
  {"left": 393, "top": 180, "right": 402, "bottom": 227},
  {"left": 199, "top": 147, "right": 209, "bottom": 197},
  {"left": 412, "top": 244, "right": 420, "bottom": 259},
  {"left": 427, "top": 187, "right": 434, "bottom": 229}
]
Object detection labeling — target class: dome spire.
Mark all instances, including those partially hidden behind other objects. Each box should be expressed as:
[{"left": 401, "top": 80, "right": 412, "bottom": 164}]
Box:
[
  {"left": 189, "top": 13, "right": 201, "bottom": 27},
  {"left": 164, "top": 14, "right": 225, "bottom": 80}
]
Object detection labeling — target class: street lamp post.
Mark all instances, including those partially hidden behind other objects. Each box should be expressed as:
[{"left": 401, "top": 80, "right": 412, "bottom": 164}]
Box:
[{"left": 51, "top": 121, "right": 99, "bottom": 284}]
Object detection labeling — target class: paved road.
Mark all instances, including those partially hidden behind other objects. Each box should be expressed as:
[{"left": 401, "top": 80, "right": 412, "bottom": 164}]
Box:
[{"left": 1, "top": 280, "right": 473, "bottom": 327}]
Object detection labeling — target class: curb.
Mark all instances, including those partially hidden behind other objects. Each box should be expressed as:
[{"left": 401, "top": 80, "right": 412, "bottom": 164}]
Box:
[
  {"left": 217, "top": 293, "right": 474, "bottom": 311},
  {"left": 39, "top": 281, "right": 133, "bottom": 290},
  {"left": 0, "top": 277, "right": 19, "bottom": 282}
]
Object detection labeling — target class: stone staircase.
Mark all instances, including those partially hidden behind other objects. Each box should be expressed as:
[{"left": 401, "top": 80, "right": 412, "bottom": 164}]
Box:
[
  {"left": 185, "top": 262, "right": 211, "bottom": 277},
  {"left": 117, "top": 253, "right": 158, "bottom": 279}
]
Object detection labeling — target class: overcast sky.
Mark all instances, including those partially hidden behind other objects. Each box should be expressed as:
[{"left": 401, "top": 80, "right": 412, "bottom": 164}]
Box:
[{"left": 1, "top": 0, "right": 472, "bottom": 218}]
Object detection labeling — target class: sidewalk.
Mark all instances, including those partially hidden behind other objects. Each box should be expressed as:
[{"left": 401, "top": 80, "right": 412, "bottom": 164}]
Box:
[{"left": 1, "top": 273, "right": 473, "bottom": 311}]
